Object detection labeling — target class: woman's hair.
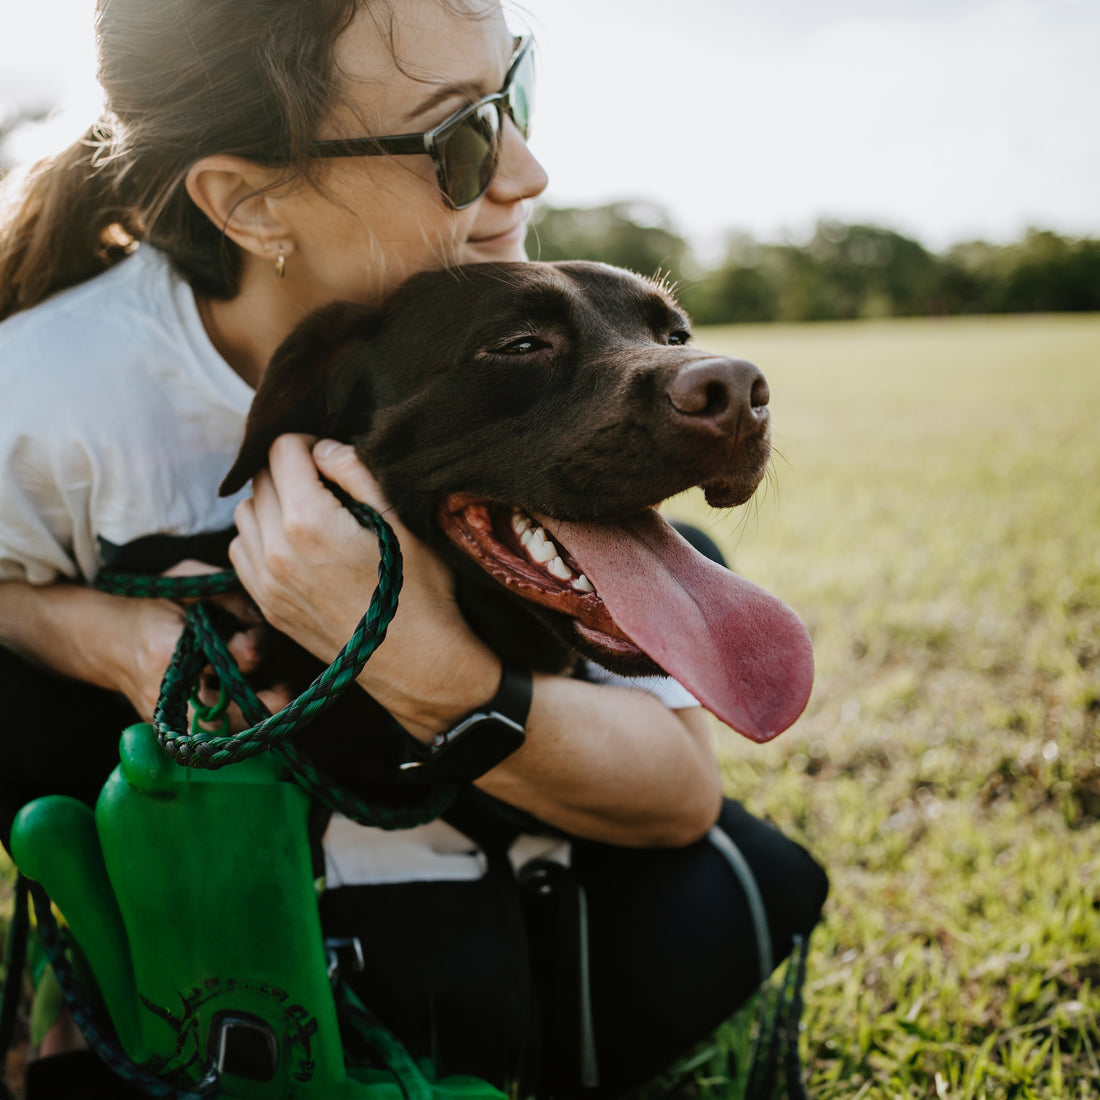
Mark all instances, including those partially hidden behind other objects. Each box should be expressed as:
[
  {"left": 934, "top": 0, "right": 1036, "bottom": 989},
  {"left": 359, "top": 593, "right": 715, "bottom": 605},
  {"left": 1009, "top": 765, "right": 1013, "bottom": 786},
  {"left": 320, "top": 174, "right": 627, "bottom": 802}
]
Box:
[{"left": 0, "top": 0, "right": 363, "bottom": 320}]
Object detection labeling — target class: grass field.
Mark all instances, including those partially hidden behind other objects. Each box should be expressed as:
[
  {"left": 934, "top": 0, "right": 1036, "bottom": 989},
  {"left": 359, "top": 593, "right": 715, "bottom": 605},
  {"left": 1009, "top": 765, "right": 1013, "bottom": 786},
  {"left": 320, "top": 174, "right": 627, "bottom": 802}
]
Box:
[
  {"left": 2, "top": 314, "right": 1099, "bottom": 1098},
  {"left": 657, "top": 313, "right": 1100, "bottom": 1097}
]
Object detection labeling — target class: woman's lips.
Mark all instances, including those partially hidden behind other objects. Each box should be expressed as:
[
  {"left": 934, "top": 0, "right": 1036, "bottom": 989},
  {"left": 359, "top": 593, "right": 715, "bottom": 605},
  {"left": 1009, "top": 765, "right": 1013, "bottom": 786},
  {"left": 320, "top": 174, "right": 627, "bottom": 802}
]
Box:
[{"left": 468, "top": 222, "right": 526, "bottom": 247}]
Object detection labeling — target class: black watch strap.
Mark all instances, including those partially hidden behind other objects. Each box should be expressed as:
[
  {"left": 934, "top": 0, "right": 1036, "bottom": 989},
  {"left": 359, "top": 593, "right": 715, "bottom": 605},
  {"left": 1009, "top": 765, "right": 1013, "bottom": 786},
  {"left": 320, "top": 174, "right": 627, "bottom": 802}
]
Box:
[{"left": 400, "top": 664, "right": 531, "bottom": 785}]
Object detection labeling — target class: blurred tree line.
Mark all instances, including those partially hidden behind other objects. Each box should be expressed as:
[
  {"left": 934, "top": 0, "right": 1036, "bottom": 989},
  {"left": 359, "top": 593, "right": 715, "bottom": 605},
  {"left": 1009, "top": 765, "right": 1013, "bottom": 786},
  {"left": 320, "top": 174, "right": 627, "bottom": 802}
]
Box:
[
  {"left": 527, "top": 202, "right": 1100, "bottom": 324},
  {"left": 3, "top": 110, "right": 1096, "bottom": 324}
]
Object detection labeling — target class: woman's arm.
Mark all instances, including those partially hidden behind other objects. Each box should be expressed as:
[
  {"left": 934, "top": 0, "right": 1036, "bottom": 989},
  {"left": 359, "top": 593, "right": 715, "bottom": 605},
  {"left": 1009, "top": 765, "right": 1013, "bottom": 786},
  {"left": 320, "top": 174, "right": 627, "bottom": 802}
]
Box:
[
  {"left": 479, "top": 683, "right": 721, "bottom": 848},
  {"left": 0, "top": 579, "right": 187, "bottom": 721},
  {"left": 0, "top": 572, "right": 281, "bottom": 726},
  {"left": 229, "top": 435, "right": 724, "bottom": 848}
]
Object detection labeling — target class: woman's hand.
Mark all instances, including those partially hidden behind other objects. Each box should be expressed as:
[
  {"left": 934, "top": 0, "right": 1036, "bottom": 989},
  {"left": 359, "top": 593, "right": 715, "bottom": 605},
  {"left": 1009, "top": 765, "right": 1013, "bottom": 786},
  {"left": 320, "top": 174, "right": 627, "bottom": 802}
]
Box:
[
  {"left": 229, "top": 435, "right": 500, "bottom": 742},
  {"left": 0, "top": 574, "right": 285, "bottom": 728},
  {"left": 108, "top": 593, "right": 189, "bottom": 722},
  {"left": 0, "top": 578, "right": 187, "bottom": 723},
  {"left": 157, "top": 560, "right": 293, "bottom": 730}
]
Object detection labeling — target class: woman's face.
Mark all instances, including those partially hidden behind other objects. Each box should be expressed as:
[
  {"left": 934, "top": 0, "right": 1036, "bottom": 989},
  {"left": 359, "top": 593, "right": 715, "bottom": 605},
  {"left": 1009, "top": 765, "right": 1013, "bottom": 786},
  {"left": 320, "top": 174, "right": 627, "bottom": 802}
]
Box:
[{"left": 283, "top": 0, "right": 548, "bottom": 308}]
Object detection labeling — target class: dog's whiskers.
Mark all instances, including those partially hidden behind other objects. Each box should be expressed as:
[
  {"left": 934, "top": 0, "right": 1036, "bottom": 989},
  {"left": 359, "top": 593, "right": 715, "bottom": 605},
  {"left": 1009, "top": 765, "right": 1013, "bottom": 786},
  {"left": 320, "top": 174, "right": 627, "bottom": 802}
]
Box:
[{"left": 649, "top": 267, "right": 683, "bottom": 300}]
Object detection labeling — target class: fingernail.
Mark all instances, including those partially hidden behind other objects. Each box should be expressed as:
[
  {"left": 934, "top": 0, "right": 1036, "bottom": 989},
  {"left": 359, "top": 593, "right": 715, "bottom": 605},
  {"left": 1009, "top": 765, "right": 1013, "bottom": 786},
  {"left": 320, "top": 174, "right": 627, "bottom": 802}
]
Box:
[{"left": 313, "top": 439, "right": 340, "bottom": 459}]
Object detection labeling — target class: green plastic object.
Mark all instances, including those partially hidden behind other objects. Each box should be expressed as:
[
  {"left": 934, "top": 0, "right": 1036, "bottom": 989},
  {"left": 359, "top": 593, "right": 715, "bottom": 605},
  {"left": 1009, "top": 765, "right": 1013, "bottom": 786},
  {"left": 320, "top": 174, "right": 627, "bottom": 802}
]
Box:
[{"left": 11, "top": 723, "right": 505, "bottom": 1100}]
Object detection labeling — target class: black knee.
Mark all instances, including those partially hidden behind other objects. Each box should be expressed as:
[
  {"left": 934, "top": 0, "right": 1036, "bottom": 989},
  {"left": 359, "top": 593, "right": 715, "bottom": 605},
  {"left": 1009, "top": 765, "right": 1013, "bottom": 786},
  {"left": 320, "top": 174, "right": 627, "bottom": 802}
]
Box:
[
  {"left": 716, "top": 799, "right": 829, "bottom": 954},
  {"left": 670, "top": 521, "right": 727, "bottom": 567},
  {"left": 0, "top": 646, "right": 132, "bottom": 853}
]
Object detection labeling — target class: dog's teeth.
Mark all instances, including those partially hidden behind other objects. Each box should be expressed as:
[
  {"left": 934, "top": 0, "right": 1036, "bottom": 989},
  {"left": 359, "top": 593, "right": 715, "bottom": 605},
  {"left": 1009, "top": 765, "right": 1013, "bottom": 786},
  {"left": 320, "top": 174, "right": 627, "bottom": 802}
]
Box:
[
  {"left": 571, "top": 573, "right": 596, "bottom": 593},
  {"left": 547, "top": 555, "right": 573, "bottom": 581},
  {"left": 511, "top": 511, "right": 531, "bottom": 537},
  {"left": 526, "top": 528, "right": 557, "bottom": 563}
]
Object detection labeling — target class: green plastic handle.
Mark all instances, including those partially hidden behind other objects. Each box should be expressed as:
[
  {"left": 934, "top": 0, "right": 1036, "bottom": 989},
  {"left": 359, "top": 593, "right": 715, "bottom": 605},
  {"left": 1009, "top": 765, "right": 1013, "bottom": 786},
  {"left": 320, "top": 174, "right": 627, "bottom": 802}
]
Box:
[{"left": 12, "top": 724, "right": 505, "bottom": 1099}]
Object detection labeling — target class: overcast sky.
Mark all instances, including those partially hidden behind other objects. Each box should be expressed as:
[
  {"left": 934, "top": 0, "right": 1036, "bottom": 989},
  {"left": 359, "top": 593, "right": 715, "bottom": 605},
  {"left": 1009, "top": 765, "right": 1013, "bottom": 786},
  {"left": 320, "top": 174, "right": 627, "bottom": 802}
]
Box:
[{"left": 2, "top": 0, "right": 1097, "bottom": 255}]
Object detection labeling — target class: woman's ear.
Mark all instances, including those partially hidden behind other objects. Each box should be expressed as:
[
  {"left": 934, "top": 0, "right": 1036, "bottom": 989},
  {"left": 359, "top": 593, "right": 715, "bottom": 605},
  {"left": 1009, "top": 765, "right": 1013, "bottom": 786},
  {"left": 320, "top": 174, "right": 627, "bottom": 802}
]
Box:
[{"left": 185, "top": 155, "right": 292, "bottom": 261}]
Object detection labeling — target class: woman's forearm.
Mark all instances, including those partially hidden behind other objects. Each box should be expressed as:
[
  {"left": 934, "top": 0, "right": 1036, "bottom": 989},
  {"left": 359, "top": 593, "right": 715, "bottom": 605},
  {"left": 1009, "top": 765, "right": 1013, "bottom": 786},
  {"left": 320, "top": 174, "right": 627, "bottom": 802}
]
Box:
[
  {"left": 0, "top": 579, "right": 185, "bottom": 720},
  {"left": 358, "top": 640, "right": 723, "bottom": 848},
  {"left": 476, "top": 675, "right": 723, "bottom": 848},
  {"left": 1, "top": 579, "right": 125, "bottom": 683}
]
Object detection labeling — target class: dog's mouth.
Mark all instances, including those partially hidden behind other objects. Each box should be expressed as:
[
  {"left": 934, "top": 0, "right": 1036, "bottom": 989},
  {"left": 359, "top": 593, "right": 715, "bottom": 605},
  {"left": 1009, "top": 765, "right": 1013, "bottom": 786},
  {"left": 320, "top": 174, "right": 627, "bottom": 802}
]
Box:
[
  {"left": 438, "top": 493, "right": 814, "bottom": 742},
  {"left": 437, "top": 495, "right": 647, "bottom": 664}
]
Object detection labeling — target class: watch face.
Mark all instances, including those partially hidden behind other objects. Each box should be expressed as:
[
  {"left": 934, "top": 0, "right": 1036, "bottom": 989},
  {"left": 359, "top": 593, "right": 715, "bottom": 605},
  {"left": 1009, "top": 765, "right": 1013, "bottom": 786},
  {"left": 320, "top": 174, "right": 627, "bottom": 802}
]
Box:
[{"left": 429, "top": 712, "right": 526, "bottom": 783}]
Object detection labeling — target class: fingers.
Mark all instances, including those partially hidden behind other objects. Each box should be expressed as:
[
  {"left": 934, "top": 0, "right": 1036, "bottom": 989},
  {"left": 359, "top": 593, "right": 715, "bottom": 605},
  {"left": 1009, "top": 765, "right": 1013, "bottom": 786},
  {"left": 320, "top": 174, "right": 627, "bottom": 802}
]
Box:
[
  {"left": 311, "top": 439, "right": 389, "bottom": 511},
  {"left": 227, "top": 432, "right": 463, "bottom": 679},
  {"left": 257, "top": 684, "right": 294, "bottom": 716},
  {"left": 234, "top": 435, "right": 389, "bottom": 553},
  {"left": 211, "top": 591, "right": 264, "bottom": 628},
  {"left": 190, "top": 678, "right": 293, "bottom": 734},
  {"left": 162, "top": 558, "right": 227, "bottom": 579},
  {"left": 124, "top": 597, "right": 190, "bottom": 722},
  {"left": 228, "top": 435, "right": 386, "bottom": 658},
  {"left": 216, "top": 433, "right": 496, "bottom": 736},
  {"left": 236, "top": 435, "right": 373, "bottom": 566},
  {"left": 310, "top": 437, "right": 456, "bottom": 593},
  {"left": 225, "top": 623, "right": 266, "bottom": 674}
]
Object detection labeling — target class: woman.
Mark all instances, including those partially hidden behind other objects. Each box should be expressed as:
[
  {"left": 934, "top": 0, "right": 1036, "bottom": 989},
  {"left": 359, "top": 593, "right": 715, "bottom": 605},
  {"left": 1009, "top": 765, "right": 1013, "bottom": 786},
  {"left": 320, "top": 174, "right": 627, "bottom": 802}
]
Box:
[{"left": 0, "top": 0, "right": 827, "bottom": 1096}]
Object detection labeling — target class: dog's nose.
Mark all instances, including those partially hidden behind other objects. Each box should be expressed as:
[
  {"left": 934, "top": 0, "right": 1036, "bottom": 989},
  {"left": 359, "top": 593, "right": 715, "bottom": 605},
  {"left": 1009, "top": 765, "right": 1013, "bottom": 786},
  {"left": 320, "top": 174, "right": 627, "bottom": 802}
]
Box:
[{"left": 666, "top": 358, "right": 770, "bottom": 437}]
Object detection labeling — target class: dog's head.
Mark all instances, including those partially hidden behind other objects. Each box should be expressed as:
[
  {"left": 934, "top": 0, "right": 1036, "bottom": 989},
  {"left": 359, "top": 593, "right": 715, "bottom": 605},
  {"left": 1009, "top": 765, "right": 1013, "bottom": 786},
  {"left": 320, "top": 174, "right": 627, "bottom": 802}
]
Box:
[{"left": 222, "top": 261, "right": 813, "bottom": 741}]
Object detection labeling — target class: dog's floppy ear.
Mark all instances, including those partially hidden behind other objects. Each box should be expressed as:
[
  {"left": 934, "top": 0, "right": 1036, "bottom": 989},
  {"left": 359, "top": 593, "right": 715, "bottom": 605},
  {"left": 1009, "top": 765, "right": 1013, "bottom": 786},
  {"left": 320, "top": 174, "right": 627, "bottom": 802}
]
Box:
[{"left": 220, "top": 301, "right": 379, "bottom": 495}]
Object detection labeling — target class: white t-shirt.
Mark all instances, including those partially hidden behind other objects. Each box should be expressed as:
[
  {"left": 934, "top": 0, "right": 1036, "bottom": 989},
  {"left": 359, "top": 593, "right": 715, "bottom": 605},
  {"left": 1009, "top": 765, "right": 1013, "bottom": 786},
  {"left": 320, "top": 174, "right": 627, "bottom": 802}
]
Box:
[{"left": 0, "top": 246, "right": 254, "bottom": 584}]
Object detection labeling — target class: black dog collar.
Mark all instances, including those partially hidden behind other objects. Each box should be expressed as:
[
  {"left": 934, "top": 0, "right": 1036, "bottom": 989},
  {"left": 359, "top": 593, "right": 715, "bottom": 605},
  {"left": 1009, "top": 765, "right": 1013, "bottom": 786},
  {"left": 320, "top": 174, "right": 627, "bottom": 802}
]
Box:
[{"left": 400, "top": 664, "right": 530, "bottom": 784}]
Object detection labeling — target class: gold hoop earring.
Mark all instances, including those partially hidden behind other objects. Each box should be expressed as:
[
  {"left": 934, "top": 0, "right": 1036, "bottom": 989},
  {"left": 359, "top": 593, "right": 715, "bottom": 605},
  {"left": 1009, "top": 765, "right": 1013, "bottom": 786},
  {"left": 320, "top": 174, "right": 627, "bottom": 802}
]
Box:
[{"left": 274, "top": 249, "right": 286, "bottom": 279}]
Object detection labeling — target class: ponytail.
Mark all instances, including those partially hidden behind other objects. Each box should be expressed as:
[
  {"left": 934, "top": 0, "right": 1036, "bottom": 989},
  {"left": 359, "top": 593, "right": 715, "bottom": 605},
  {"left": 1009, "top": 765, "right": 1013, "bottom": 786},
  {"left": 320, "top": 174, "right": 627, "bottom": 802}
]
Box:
[
  {"left": 0, "top": 0, "right": 362, "bottom": 322},
  {"left": 0, "top": 123, "right": 142, "bottom": 321}
]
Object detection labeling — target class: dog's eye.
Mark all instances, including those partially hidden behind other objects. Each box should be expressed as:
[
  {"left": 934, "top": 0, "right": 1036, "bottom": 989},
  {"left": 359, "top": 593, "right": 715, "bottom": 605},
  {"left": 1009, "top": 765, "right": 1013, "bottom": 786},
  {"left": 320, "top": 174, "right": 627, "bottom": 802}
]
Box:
[
  {"left": 493, "top": 336, "right": 551, "bottom": 355},
  {"left": 667, "top": 330, "right": 692, "bottom": 346}
]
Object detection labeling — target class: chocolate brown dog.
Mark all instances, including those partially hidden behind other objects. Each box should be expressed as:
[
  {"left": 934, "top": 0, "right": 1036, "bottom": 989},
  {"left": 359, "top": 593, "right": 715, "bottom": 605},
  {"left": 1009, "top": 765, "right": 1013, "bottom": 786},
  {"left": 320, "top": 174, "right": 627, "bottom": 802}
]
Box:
[{"left": 221, "top": 261, "right": 812, "bottom": 741}]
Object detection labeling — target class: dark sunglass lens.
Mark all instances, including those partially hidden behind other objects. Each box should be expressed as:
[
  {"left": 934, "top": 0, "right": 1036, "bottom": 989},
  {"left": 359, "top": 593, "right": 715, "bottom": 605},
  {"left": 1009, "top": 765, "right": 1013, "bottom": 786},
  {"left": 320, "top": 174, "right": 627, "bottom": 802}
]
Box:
[{"left": 438, "top": 104, "right": 501, "bottom": 207}]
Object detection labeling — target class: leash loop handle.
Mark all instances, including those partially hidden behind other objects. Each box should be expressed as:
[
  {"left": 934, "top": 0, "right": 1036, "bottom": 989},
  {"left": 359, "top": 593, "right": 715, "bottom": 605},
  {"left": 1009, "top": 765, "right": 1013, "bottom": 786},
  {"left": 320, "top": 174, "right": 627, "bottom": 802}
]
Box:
[{"left": 97, "top": 480, "right": 459, "bottom": 828}]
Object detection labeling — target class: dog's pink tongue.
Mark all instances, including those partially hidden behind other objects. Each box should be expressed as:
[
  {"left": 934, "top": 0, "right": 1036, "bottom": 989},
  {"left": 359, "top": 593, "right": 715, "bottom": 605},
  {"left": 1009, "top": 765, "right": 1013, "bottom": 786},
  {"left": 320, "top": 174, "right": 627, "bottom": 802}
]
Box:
[{"left": 540, "top": 510, "right": 813, "bottom": 742}]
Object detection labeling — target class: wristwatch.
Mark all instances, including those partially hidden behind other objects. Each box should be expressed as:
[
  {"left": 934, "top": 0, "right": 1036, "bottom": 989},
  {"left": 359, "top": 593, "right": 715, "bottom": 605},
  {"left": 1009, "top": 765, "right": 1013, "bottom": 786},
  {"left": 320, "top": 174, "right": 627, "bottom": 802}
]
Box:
[{"left": 399, "top": 664, "right": 531, "bottom": 784}]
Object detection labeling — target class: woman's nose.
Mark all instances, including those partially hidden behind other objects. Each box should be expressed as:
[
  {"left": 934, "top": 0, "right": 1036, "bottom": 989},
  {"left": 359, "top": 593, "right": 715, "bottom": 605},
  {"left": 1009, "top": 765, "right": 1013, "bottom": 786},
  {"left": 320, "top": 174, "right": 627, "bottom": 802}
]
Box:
[{"left": 487, "top": 117, "right": 549, "bottom": 204}]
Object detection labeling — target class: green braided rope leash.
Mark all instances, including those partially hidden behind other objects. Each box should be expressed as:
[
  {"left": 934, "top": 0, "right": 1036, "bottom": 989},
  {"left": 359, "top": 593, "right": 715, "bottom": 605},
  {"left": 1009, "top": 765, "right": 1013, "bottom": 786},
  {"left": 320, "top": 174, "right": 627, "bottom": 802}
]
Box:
[{"left": 96, "top": 478, "right": 457, "bottom": 829}]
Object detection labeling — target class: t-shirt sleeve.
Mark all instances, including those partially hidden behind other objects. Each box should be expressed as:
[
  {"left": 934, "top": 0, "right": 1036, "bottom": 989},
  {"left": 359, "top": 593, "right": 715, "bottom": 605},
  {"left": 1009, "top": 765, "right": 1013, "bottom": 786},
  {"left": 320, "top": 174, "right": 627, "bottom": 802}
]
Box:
[
  {"left": 578, "top": 659, "right": 700, "bottom": 710},
  {"left": 0, "top": 422, "right": 92, "bottom": 585}
]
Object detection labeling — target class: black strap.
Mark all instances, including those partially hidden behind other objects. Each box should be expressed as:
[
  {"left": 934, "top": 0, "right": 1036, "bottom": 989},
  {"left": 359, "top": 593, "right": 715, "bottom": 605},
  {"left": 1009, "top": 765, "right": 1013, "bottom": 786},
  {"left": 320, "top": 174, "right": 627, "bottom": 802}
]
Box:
[
  {"left": 400, "top": 664, "right": 531, "bottom": 785},
  {"left": 485, "top": 662, "right": 533, "bottom": 726},
  {"left": 744, "top": 933, "right": 811, "bottom": 1100},
  {"left": 434, "top": 662, "right": 533, "bottom": 740}
]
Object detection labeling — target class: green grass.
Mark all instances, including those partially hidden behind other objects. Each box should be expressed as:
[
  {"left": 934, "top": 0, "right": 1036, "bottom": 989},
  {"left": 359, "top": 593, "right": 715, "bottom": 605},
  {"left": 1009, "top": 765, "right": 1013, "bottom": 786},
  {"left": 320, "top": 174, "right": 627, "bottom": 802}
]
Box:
[
  {"left": 3, "top": 314, "right": 1099, "bottom": 1098},
  {"left": 659, "top": 313, "right": 1100, "bottom": 1097}
]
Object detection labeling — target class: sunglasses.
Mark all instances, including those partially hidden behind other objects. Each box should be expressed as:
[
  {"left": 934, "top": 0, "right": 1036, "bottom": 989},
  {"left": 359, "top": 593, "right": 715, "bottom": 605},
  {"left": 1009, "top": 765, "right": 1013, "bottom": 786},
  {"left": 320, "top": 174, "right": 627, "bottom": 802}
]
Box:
[{"left": 306, "top": 36, "right": 535, "bottom": 210}]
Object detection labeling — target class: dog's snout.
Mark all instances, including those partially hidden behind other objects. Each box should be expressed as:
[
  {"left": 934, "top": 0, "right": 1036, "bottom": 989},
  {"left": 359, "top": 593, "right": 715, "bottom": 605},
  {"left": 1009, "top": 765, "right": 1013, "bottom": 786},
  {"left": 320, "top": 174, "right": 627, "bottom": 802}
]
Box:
[{"left": 666, "top": 358, "right": 770, "bottom": 437}]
